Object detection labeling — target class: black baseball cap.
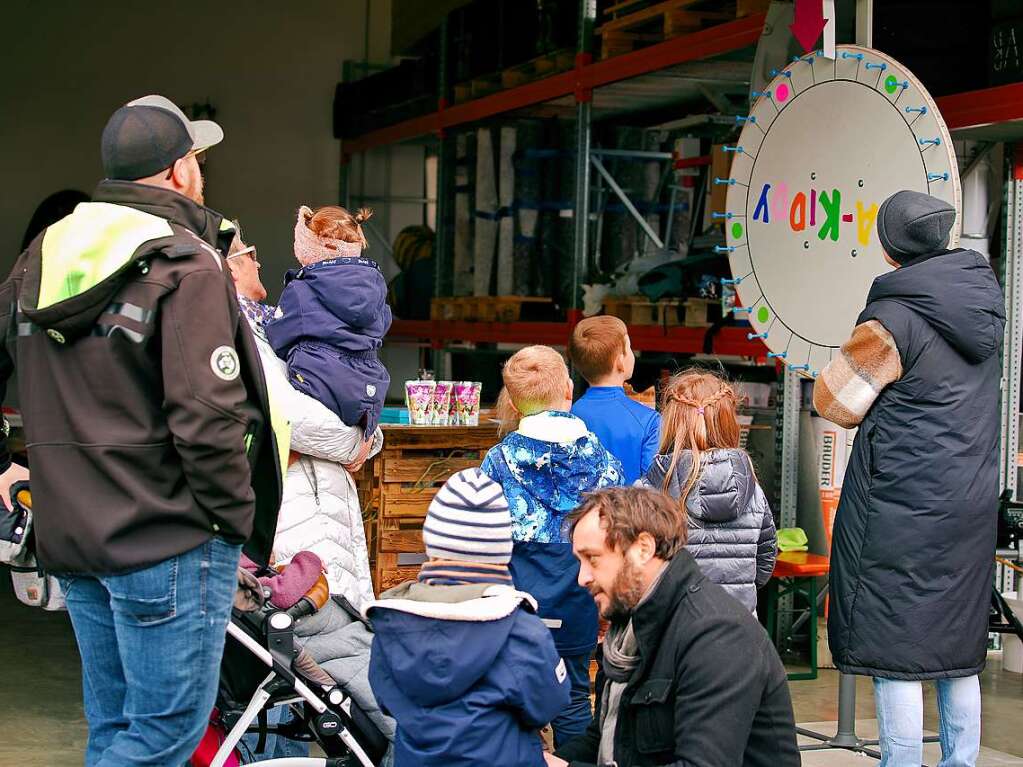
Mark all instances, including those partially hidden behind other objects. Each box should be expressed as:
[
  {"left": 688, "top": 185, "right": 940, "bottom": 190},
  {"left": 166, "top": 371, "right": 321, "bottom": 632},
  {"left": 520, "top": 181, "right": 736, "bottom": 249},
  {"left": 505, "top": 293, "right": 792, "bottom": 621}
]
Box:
[{"left": 101, "top": 94, "right": 224, "bottom": 181}]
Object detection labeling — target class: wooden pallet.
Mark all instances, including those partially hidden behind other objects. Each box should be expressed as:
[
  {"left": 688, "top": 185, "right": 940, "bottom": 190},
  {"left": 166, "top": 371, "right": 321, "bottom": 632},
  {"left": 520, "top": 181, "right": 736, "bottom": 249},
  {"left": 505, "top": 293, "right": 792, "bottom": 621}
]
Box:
[
  {"left": 596, "top": 0, "right": 736, "bottom": 59},
  {"left": 501, "top": 48, "right": 576, "bottom": 88},
  {"left": 682, "top": 297, "right": 713, "bottom": 328},
  {"left": 364, "top": 422, "right": 503, "bottom": 593},
  {"left": 430, "top": 295, "right": 553, "bottom": 323},
  {"left": 453, "top": 48, "right": 576, "bottom": 104},
  {"left": 603, "top": 295, "right": 684, "bottom": 327}
]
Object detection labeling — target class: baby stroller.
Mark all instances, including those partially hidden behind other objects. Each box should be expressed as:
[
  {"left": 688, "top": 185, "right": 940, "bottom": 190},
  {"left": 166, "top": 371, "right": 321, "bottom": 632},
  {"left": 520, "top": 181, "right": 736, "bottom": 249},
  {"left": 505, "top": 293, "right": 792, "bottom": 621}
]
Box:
[{"left": 191, "top": 564, "right": 390, "bottom": 767}]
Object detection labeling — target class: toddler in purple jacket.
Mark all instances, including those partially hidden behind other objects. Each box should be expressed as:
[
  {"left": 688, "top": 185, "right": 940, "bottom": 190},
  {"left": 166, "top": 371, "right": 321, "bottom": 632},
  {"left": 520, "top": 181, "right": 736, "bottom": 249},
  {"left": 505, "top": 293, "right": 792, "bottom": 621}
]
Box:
[{"left": 266, "top": 205, "right": 391, "bottom": 435}]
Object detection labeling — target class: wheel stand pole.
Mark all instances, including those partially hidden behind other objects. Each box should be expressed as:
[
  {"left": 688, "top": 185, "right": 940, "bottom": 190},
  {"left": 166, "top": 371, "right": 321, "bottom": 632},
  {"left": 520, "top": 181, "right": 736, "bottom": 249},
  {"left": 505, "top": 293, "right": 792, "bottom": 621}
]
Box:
[{"left": 796, "top": 673, "right": 939, "bottom": 761}]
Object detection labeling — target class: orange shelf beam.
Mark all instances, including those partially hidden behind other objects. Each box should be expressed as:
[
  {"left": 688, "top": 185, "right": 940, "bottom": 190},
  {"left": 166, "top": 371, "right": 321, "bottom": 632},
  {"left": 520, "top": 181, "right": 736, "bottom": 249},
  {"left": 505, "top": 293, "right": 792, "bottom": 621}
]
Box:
[
  {"left": 935, "top": 82, "right": 1023, "bottom": 131},
  {"left": 342, "top": 13, "right": 767, "bottom": 155}
]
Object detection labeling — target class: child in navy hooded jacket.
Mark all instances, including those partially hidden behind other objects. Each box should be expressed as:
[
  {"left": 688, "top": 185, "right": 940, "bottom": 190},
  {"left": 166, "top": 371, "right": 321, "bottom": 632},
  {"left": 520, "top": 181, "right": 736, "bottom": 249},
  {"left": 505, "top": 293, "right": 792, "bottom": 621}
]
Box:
[
  {"left": 480, "top": 345, "right": 623, "bottom": 747},
  {"left": 266, "top": 205, "right": 391, "bottom": 435},
  {"left": 365, "top": 468, "right": 570, "bottom": 767}
]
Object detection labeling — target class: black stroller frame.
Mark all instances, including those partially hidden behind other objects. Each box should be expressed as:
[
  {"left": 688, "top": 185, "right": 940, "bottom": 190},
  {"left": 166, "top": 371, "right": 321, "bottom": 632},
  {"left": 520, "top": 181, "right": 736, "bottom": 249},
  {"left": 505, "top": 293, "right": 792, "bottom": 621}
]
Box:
[{"left": 209, "top": 601, "right": 388, "bottom": 767}]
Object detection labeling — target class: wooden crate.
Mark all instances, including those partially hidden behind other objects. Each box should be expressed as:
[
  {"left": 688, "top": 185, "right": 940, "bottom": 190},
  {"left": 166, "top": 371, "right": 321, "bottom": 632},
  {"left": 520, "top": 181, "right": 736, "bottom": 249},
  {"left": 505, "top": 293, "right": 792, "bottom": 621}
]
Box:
[
  {"left": 501, "top": 48, "right": 576, "bottom": 88},
  {"left": 365, "top": 422, "right": 503, "bottom": 592},
  {"left": 453, "top": 49, "right": 576, "bottom": 105},
  {"left": 478, "top": 296, "right": 553, "bottom": 322},
  {"left": 624, "top": 383, "right": 657, "bottom": 409},
  {"left": 470, "top": 73, "right": 502, "bottom": 100},
  {"left": 604, "top": 296, "right": 684, "bottom": 326},
  {"left": 683, "top": 297, "right": 712, "bottom": 328},
  {"left": 430, "top": 296, "right": 471, "bottom": 321},
  {"left": 452, "top": 82, "right": 472, "bottom": 104},
  {"left": 431, "top": 295, "right": 553, "bottom": 323},
  {"left": 596, "top": 0, "right": 735, "bottom": 59}
]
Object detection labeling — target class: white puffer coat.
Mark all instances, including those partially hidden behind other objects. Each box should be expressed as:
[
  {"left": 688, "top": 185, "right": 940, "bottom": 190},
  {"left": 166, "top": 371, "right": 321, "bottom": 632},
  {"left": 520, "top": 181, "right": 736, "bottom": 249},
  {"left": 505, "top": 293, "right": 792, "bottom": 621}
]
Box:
[{"left": 251, "top": 328, "right": 382, "bottom": 610}]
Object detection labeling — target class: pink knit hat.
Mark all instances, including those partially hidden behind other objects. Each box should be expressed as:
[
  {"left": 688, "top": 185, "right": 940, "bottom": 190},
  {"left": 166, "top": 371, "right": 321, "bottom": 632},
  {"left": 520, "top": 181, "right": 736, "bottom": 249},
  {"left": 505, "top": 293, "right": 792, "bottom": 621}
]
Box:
[{"left": 294, "top": 204, "right": 363, "bottom": 266}]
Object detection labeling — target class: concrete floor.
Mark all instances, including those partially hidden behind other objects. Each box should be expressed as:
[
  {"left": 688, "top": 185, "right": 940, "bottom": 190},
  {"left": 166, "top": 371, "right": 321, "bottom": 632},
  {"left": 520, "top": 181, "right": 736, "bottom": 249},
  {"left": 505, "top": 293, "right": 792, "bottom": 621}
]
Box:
[{"left": 2, "top": 577, "right": 1022, "bottom": 766}]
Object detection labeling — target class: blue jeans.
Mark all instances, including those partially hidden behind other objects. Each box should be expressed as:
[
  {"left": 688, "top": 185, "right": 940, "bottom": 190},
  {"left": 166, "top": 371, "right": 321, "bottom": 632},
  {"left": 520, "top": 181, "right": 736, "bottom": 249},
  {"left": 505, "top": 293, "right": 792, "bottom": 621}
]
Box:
[
  {"left": 874, "top": 676, "right": 981, "bottom": 767},
  {"left": 60, "top": 537, "right": 241, "bottom": 767},
  {"left": 238, "top": 705, "right": 310, "bottom": 762},
  {"left": 551, "top": 653, "right": 593, "bottom": 749}
]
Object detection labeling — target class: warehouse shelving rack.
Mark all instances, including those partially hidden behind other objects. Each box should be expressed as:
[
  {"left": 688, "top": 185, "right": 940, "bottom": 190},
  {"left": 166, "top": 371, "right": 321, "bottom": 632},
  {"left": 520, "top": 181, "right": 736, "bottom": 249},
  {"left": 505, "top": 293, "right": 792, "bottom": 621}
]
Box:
[
  {"left": 340, "top": 0, "right": 1023, "bottom": 508},
  {"left": 342, "top": 4, "right": 771, "bottom": 357}
]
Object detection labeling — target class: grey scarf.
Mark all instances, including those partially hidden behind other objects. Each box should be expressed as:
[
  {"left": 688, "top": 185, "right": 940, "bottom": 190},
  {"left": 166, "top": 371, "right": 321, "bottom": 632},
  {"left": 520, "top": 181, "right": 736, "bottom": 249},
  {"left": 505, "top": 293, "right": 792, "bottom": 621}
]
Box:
[{"left": 597, "top": 563, "right": 668, "bottom": 767}]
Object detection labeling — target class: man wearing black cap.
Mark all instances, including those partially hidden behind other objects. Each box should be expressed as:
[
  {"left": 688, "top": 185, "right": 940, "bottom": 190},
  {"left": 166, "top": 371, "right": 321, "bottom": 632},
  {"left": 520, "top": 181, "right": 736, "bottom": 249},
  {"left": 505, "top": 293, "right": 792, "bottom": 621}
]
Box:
[
  {"left": 814, "top": 190, "right": 1005, "bottom": 766},
  {"left": 0, "top": 95, "right": 283, "bottom": 765}
]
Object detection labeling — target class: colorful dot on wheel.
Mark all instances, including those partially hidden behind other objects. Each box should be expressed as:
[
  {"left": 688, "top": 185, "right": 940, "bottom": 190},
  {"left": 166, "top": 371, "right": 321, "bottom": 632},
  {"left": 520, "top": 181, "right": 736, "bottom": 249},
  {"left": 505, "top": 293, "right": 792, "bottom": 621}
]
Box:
[
  {"left": 776, "top": 83, "right": 790, "bottom": 102},
  {"left": 757, "top": 307, "right": 770, "bottom": 324},
  {"left": 731, "top": 222, "right": 744, "bottom": 239},
  {"left": 884, "top": 74, "right": 898, "bottom": 94}
]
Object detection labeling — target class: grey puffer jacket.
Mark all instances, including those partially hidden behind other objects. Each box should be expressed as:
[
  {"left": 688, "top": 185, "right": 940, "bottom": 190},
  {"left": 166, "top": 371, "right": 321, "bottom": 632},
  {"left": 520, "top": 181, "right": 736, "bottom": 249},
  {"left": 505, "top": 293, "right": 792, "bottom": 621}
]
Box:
[{"left": 640, "top": 449, "right": 776, "bottom": 611}]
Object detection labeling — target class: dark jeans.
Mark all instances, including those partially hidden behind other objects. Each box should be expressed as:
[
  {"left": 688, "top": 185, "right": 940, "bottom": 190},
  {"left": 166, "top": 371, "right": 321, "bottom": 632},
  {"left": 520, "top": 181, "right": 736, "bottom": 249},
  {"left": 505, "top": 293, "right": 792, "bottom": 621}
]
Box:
[
  {"left": 59, "top": 537, "right": 241, "bottom": 766},
  {"left": 552, "top": 652, "right": 594, "bottom": 749}
]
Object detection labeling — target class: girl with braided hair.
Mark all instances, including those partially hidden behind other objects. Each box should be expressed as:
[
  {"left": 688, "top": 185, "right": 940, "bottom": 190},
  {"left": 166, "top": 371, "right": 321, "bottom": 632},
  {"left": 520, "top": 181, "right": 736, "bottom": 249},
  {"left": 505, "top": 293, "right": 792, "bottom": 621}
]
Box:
[{"left": 638, "top": 369, "right": 776, "bottom": 612}]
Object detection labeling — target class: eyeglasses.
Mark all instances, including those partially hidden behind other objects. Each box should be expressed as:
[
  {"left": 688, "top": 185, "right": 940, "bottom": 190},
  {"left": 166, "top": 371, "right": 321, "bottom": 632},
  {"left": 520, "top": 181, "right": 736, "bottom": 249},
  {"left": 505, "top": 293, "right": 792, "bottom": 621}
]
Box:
[{"left": 227, "top": 245, "right": 260, "bottom": 268}]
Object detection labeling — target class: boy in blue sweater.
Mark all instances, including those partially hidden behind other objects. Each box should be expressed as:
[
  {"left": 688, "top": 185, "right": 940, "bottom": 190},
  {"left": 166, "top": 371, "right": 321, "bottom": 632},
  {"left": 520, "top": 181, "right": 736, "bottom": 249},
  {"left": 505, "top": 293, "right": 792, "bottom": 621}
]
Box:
[{"left": 569, "top": 316, "right": 660, "bottom": 484}]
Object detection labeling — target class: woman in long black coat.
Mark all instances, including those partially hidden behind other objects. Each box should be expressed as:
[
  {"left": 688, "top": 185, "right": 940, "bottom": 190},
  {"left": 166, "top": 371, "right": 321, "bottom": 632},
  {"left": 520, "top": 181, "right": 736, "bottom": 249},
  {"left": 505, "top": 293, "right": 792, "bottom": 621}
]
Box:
[{"left": 813, "top": 191, "right": 1005, "bottom": 767}]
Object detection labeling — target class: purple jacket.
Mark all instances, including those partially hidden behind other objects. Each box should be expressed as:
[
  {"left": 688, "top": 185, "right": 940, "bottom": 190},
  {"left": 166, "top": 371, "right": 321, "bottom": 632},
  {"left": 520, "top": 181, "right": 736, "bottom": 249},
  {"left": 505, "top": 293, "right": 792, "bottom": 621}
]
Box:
[{"left": 266, "top": 257, "right": 392, "bottom": 433}]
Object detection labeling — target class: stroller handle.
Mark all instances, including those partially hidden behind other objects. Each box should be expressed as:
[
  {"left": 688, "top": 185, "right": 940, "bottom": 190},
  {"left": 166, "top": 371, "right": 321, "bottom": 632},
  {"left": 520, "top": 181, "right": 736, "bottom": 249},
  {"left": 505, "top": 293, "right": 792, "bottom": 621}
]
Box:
[{"left": 286, "top": 596, "right": 318, "bottom": 621}]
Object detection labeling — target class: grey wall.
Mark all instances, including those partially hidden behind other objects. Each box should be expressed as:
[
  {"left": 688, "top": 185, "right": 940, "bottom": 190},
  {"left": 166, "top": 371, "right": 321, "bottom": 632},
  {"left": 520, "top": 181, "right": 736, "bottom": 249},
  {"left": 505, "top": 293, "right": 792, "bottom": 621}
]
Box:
[{"left": 0, "top": 0, "right": 392, "bottom": 299}]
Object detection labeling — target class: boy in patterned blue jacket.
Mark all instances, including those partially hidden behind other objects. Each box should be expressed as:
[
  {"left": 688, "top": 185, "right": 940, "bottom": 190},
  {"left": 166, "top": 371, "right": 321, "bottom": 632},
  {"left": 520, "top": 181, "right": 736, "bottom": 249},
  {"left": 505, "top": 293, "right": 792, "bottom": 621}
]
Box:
[{"left": 480, "top": 345, "right": 623, "bottom": 747}]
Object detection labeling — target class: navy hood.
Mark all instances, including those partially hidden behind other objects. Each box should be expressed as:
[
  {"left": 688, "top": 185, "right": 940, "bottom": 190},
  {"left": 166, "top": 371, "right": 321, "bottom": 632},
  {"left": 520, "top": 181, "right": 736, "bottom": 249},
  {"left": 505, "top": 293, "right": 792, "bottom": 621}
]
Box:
[
  {"left": 282, "top": 256, "right": 391, "bottom": 338},
  {"left": 366, "top": 586, "right": 534, "bottom": 707},
  {"left": 645, "top": 448, "right": 756, "bottom": 523},
  {"left": 861, "top": 249, "right": 1005, "bottom": 364}
]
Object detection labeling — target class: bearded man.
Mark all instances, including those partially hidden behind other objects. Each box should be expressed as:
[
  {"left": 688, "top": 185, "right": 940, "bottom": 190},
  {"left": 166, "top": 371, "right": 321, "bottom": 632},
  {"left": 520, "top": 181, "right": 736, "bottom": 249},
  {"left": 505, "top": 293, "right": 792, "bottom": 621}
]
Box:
[{"left": 546, "top": 487, "right": 800, "bottom": 767}]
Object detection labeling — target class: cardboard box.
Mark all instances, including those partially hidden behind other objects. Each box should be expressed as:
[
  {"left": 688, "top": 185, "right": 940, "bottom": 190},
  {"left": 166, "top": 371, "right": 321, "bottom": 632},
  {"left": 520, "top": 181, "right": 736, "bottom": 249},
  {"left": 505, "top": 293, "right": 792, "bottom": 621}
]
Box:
[{"left": 812, "top": 417, "right": 853, "bottom": 546}]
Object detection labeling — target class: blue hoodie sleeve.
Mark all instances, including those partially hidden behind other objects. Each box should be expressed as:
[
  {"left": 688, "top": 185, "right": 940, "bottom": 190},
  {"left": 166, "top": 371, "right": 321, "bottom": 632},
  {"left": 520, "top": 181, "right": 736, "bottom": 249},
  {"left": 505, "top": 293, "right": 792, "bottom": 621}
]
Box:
[
  {"left": 640, "top": 411, "right": 661, "bottom": 477},
  {"left": 264, "top": 278, "right": 308, "bottom": 361},
  {"left": 500, "top": 610, "right": 571, "bottom": 728}
]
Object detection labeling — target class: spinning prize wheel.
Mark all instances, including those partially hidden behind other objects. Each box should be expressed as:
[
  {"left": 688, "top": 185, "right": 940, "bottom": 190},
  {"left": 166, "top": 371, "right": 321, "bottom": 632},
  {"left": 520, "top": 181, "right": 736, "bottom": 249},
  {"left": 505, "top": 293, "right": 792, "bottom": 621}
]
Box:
[{"left": 723, "top": 45, "right": 961, "bottom": 377}]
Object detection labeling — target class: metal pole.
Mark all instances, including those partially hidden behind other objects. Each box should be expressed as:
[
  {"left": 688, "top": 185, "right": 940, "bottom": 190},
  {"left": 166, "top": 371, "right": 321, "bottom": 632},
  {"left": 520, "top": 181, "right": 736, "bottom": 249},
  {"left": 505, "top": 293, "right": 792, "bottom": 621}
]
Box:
[
  {"left": 433, "top": 16, "right": 452, "bottom": 373},
  {"left": 831, "top": 674, "right": 865, "bottom": 748},
  {"left": 572, "top": 0, "right": 597, "bottom": 315},
  {"left": 590, "top": 148, "right": 675, "bottom": 160},
  {"left": 779, "top": 368, "right": 800, "bottom": 528},
  {"left": 590, "top": 156, "right": 665, "bottom": 251},
  {"left": 1001, "top": 147, "right": 1023, "bottom": 499}
]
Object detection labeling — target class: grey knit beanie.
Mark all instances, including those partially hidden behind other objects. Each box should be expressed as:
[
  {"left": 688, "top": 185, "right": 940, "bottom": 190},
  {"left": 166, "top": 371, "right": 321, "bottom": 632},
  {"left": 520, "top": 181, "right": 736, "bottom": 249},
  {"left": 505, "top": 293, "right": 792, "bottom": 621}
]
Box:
[{"left": 876, "top": 190, "right": 956, "bottom": 264}]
